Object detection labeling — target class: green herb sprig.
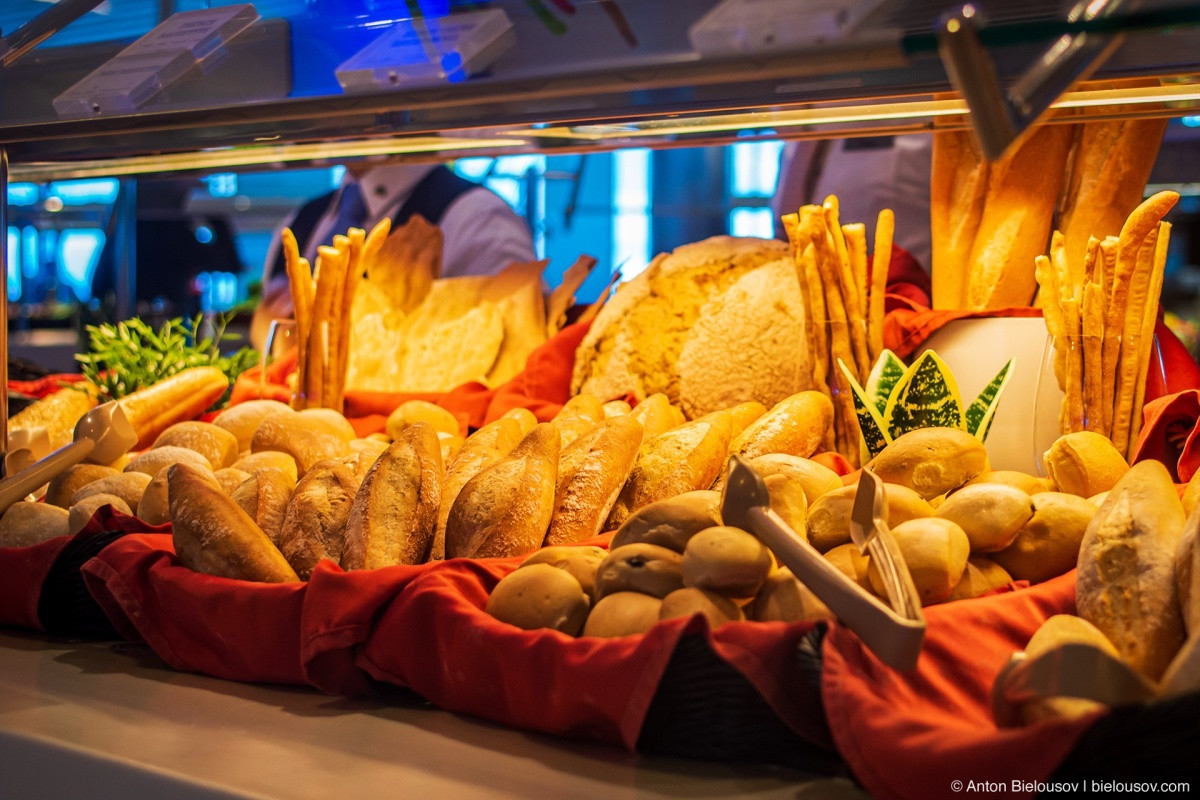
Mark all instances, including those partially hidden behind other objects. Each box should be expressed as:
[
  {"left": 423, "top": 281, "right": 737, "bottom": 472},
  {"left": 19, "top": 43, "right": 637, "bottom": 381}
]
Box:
[{"left": 76, "top": 313, "right": 258, "bottom": 410}]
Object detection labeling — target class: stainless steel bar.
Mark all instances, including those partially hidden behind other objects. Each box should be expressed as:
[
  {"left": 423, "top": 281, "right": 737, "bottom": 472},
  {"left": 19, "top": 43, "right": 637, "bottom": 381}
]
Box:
[
  {"left": 0, "top": 147, "right": 9, "bottom": 473},
  {"left": 0, "top": 0, "right": 107, "bottom": 68}
]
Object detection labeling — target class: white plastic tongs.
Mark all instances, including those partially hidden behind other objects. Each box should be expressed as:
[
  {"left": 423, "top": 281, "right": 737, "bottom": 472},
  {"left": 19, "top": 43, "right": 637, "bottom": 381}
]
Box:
[
  {"left": 721, "top": 456, "right": 926, "bottom": 671},
  {"left": 0, "top": 401, "right": 137, "bottom": 514}
]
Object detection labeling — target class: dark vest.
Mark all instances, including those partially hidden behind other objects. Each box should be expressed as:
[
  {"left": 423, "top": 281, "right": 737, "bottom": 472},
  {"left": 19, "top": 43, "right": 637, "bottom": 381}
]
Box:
[{"left": 272, "top": 165, "right": 477, "bottom": 276}]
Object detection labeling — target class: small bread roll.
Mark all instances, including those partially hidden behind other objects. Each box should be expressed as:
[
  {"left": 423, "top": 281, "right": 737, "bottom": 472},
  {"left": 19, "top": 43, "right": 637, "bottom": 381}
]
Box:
[
  {"left": 232, "top": 451, "right": 298, "bottom": 485},
  {"left": 520, "top": 545, "right": 607, "bottom": 599},
  {"left": 712, "top": 453, "right": 842, "bottom": 505},
  {"left": 606, "top": 415, "right": 732, "bottom": 529},
  {"left": 230, "top": 468, "right": 295, "bottom": 547},
  {"left": 212, "top": 399, "right": 294, "bottom": 451},
  {"left": 342, "top": 423, "right": 443, "bottom": 570},
  {"left": 582, "top": 592, "right": 663, "bottom": 638},
  {"left": 386, "top": 399, "right": 461, "bottom": 439},
  {"left": 70, "top": 471, "right": 153, "bottom": 512},
  {"left": 153, "top": 421, "right": 240, "bottom": 469},
  {"left": 432, "top": 417, "right": 525, "bottom": 561},
  {"left": 729, "top": 391, "right": 832, "bottom": 460},
  {"left": 69, "top": 493, "right": 132, "bottom": 535},
  {"left": 500, "top": 407, "right": 538, "bottom": 435},
  {"left": 485, "top": 564, "right": 591, "bottom": 635},
  {"left": 296, "top": 408, "right": 356, "bottom": 442},
  {"left": 168, "top": 464, "right": 299, "bottom": 583},
  {"left": 947, "top": 556, "right": 1013, "bottom": 601},
  {"left": 594, "top": 543, "right": 684, "bottom": 599},
  {"left": 125, "top": 445, "right": 213, "bottom": 477},
  {"left": 628, "top": 393, "right": 684, "bottom": 440},
  {"left": 251, "top": 414, "right": 352, "bottom": 477},
  {"left": 213, "top": 468, "right": 251, "bottom": 495},
  {"left": 660, "top": 587, "right": 744, "bottom": 627},
  {"left": 610, "top": 490, "right": 722, "bottom": 553},
  {"left": 1021, "top": 615, "right": 1120, "bottom": 724},
  {"left": 277, "top": 457, "right": 365, "bottom": 579},
  {"left": 1076, "top": 459, "right": 1185, "bottom": 680},
  {"left": 602, "top": 400, "right": 632, "bottom": 418},
  {"left": 749, "top": 568, "right": 831, "bottom": 623},
  {"left": 547, "top": 416, "right": 643, "bottom": 546},
  {"left": 681, "top": 525, "right": 773, "bottom": 597},
  {"left": 823, "top": 543, "right": 873, "bottom": 592},
  {"left": 1043, "top": 431, "right": 1129, "bottom": 498},
  {"left": 935, "top": 484, "right": 1033, "bottom": 553},
  {"left": 868, "top": 428, "right": 989, "bottom": 500},
  {"left": 868, "top": 517, "right": 969, "bottom": 606},
  {"left": 0, "top": 502, "right": 70, "bottom": 547},
  {"left": 807, "top": 483, "right": 932, "bottom": 553},
  {"left": 992, "top": 492, "right": 1096, "bottom": 583},
  {"left": 445, "top": 423, "right": 560, "bottom": 560},
  {"left": 136, "top": 471, "right": 172, "bottom": 525},
  {"left": 44, "top": 464, "right": 118, "bottom": 508},
  {"left": 764, "top": 472, "right": 808, "bottom": 540},
  {"left": 966, "top": 469, "right": 1054, "bottom": 496}
]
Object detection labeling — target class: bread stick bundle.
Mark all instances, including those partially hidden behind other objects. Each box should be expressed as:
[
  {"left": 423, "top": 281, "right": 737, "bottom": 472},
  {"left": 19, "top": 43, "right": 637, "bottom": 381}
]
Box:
[
  {"left": 281, "top": 220, "right": 390, "bottom": 412},
  {"left": 781, "top": 197, "right": 894, "bottom": 466},
  {"left": 1034, "top": 191, "right": 1178, "bottom": 455}
]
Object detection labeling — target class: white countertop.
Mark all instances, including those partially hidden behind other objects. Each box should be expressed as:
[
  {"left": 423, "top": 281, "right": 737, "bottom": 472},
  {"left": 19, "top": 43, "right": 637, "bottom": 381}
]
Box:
[{"left": 0, "top": 629, "right": 868, "bottom": 800}]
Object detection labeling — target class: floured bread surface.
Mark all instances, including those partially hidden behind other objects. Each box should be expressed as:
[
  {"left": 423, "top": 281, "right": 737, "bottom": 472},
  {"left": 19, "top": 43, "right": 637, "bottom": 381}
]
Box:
[
  {"left": 572, "top": 236, "right": 789, "bottom": 410},
  {"left": 678, "top": 258, "right": 810, "bottom": 418}
]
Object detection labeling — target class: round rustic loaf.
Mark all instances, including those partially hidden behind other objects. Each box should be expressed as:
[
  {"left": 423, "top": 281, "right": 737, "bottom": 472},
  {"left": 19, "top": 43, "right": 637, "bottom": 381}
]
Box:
[{"left": 571, "top": 236, "right": 795, "bottom": 415}]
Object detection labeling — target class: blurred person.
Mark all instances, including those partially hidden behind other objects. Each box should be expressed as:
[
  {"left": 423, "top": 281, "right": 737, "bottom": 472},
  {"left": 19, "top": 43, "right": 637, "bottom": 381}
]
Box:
[{"left": 251, "top": 161, "right": 535, "bottom": 348}]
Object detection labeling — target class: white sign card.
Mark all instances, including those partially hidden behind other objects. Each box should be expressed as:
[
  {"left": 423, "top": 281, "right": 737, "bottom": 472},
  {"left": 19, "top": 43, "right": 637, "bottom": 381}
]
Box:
[{"left": 53, "top": 4, "right": 259, "bottom": 118}]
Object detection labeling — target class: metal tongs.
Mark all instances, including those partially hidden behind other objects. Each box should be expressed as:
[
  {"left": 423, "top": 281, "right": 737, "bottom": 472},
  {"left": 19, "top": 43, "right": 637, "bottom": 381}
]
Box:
[{"left": 721, "top": 457, "right": 926, "bottom": 671}]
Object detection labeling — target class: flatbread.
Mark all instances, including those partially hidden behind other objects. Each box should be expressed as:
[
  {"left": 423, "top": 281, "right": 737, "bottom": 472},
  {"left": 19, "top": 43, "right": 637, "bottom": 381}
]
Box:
[{"left": 399, "top": 303, "right": 505, "bottom": 391}]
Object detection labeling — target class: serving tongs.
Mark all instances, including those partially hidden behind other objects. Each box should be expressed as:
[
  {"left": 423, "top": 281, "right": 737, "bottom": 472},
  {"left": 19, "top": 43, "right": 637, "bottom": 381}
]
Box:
[
  {"left": 721, "top": 457, "right": 926, "bottom": 671},
  {"left": 0, "top": 401, "right": 137, "bottom": 514},
  {"left": 992, "top": 643, "right": 1157, "bottom": 727}
]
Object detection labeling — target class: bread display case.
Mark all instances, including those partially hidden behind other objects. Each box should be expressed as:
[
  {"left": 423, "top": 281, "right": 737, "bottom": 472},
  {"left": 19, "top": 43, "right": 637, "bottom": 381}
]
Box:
[{"left": 2, "top": 1, "right": 1200, "bottom": 798}]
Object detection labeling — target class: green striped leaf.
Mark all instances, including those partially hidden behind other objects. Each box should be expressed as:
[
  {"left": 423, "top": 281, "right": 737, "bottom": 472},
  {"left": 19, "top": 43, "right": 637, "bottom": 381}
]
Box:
[
  {"left": 839, "top": 358, "right": 891, "bottom": 458},
  {"left": 965, "top": 358, "right": 1014, "bottom": 441},
  {"left": 866, "top": 350, "right": 907, "bottom": 416},
  {"left": 883, "top": 351, "right": 966, "bottom": 438}
]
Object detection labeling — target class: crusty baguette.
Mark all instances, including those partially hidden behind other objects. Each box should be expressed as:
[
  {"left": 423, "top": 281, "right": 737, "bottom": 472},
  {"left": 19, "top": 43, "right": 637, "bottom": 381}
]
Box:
[
  {"left": 1059, "top": 118, "right": 1168, "bottom": 285},
  {"left": 605, "top": 415, "right": 732, "bottom": 530},
  {"left": 276, "top": 456, "right": 366, "bottom": 579},
  {"left": 168, "top": 463, "right": 299, "bottom": 583},
  {"left": 342, "top": 422, "right": 443, "bottom": 569},
  {"left": 729, "top": 391, "right": 833, "bottom": 460},
  {"left": 10, "top": 385, "right": 97, "bottom": 452},
  {"left": 444, "top": 423, "right": 560, "bottom": 560},
  {"left": 965, "top": 125, "right": 1075, "bottom": 310},
  {"left": 118, "top": 367, "right": 230, "bottom": 450},
  {"left": 230, "top": 468, "right": 296, "bottom": 549},
  {"left": 1076, "top": 459, "right": 1186, "bottom": 680},
  {"left": 546, "top": 416, "right": 644, "bottom": 546},
  {"left": 930, "top": 130, "right": 989, "bottom": 310},
  {"left": 430, "top": 417, "right": 525, "bottom": 561}
]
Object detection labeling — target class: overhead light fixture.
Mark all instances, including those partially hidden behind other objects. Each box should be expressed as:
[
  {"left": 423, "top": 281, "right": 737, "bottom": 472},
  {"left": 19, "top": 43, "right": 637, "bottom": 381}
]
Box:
[{"left": 8, "top": 135, "right": 528, "bottom": 182}]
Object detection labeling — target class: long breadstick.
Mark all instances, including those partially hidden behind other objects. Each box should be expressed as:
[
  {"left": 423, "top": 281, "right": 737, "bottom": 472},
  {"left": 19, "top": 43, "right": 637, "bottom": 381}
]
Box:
[
  {"left": 824, "top": 197, "right": 871, "bottom": 379},
  {"left": 869, "top": 209, "right": 894, "bottom": 362},
  {"left": 1035, "top": 254, "right": 1067, "bottom": 390},
  {"left": 1110, "top": 225, "right": 1162, "bottom": 455},
  {"left": 1127, "top": 222, "right": 1171, "bottom": 459},
  {"left": 781, "top": 212, "right": 819, "bottom": 383},
  {"left": 1082, "top": 282, "right": 1105, "bottom": 434},
  {"left": 333, "top": 227, "right": 367, "bottom": 412},
  {"left": 1101, "top": 192, "right": 1179, "bottom": 423},
  {"left": 1063, "top": 297, "right": 1084, "bottom": 433}
]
